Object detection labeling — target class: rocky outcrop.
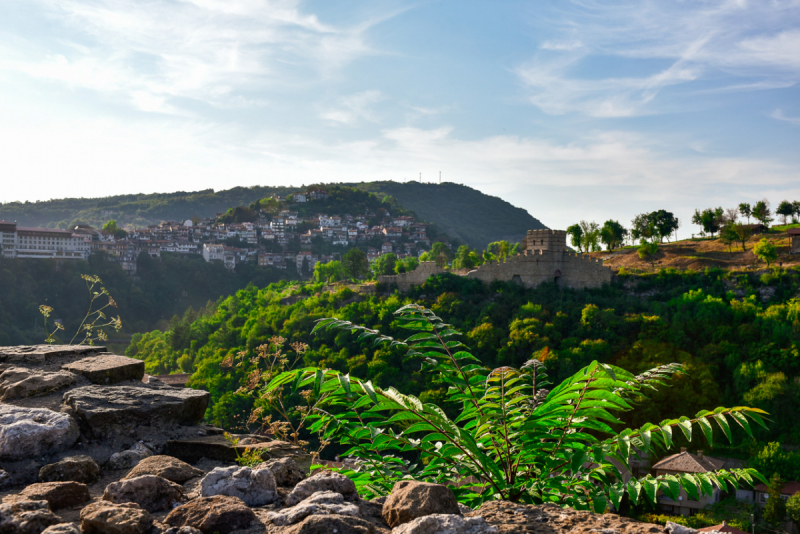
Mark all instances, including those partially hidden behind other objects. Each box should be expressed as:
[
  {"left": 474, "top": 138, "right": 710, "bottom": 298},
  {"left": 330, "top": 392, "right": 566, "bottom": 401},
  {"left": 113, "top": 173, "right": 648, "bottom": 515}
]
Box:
[
  {"left": 392, "top": 514, "right": 497, "bottom": 534},
  {"left": 39, "top": 455, "right": 101, "bottom": 484},
  {"left": 124, "top": 455, "right": 204, "bottom": 483},
  {"left": 41, "top": 523, "right": 81, "bottom": 534},
  {"left": 200, "top": 465, "right": 277, "bottom": 506},
  {"left": 0, "top": 500, "right": 61, "bottom": 534},
  {"left": 381, "top": 481, "right": 461, "bottom": 528},
  {"left": 165, "top": 495, "right": 256, "bottom": 534},
  {"left": 268, "top": 491, "right": 360, "bottom": 526},
  {"left": 0, "top": 406, "right": 79, "bottom": 460},
  {"left": 103, "top": 475, "right": 184, "bottom": 512},
  {"left": 62, "top": 355, "right": 145, "bottom": 385},
  {"left": 286, "top": 470, "right": 359, "bottom": 506},
  {"left": 0, "top": 367, "right": 76, "bottom": 401},
  {"left": 80, "top": 501, "right": 153, "bottom": 534},
  {"left": 19, "top": 481, "right": 90, "bottom": 509},
  {"left": 106, "top": 442, "right": 154, "bottom": 470},
  {"left": 260, "top": 457, "right": 305, "bottom": 487}
]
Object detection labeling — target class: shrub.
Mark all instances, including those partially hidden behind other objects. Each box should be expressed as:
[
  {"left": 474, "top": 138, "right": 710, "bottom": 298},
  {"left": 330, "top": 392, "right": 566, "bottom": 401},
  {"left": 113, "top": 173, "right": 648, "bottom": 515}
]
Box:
[{"left": 266, "top": 304, "right": 766, "bottom": 509}]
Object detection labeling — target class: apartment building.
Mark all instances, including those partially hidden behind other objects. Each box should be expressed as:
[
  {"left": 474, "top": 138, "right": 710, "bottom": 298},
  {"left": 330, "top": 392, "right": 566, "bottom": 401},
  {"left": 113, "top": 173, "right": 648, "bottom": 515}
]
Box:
[{"left": 0, "top": 221, "right": 90, "bottom": 260}]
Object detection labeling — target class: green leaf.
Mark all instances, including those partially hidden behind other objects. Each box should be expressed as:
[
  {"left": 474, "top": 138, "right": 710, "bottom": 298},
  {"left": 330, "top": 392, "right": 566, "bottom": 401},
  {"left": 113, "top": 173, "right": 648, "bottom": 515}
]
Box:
[{"left": 696, "top": 416, "right": 713, "bottom": 447}]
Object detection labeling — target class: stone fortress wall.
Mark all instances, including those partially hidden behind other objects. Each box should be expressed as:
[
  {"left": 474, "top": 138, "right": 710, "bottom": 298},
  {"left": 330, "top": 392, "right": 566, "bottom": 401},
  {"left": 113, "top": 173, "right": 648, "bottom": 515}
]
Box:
[{"left": 378, "top": 229, "right": 612, "bottom": 291}]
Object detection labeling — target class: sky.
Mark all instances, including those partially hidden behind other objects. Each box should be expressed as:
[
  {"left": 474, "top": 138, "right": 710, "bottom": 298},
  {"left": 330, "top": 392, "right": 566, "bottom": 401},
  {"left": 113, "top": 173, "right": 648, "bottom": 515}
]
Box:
[{"left": 1, "top": 0, "right": 799, "bottom": 235}]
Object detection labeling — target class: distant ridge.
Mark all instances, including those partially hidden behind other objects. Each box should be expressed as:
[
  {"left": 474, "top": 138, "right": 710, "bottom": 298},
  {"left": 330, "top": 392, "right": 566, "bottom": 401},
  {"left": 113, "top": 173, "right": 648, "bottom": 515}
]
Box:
[{"left": 0, "top": 181, "right": 545, "bottom": 249}]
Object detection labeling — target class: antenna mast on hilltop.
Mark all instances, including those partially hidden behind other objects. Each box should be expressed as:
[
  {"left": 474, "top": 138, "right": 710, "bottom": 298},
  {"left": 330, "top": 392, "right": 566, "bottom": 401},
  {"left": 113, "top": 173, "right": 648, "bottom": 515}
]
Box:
[{"left": 439, "top": 171, "right": 441, "bottom": 184}]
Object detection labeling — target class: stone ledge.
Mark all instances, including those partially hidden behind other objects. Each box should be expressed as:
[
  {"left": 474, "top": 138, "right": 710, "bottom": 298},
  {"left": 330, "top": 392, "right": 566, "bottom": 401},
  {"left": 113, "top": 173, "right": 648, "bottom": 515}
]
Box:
[{"left": 62, "top": 355, "right": 145, "bottom": 385}]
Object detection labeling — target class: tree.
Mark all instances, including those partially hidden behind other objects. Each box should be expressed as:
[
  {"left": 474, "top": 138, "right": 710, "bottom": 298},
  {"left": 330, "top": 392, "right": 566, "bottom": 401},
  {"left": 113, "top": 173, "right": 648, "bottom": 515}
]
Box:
[
  {"left": 787, "top": 492, "right": 800, "bottom": 532},
  {"left": 102, "top": 220, "right": 127, "bottom": 239},
  {"left": 753, "top": 199, "right": 773, "bottom": 227},
  {"left": 719, "top": 224, "right": 738, "bottom": 253},
  {"left": 793, "top": 201, "right": 800, "bottom": 224},
  {"left": 486, "top": 241, "right": 511, "bottom": 261},
  {"left": 429, "top": 242, "right": 452, "bottom": 268},
  {"left": 600, "top": 220, "right": 627, "bottom": 251},
  {"left": 342, "top": 248, "right": 369, "bottom": 280},
  {"left": 733, "top": 223, "right": 753, "bottom": 252},
  {"left": 638, "top": 241, "right": 659, "bottom": 271},
  {"left": 313, "top": 260, "right": 345, "bottom": 283},
  {"left": 566, "top": 224, "right": 583, "bottom": 252},
  {"left": 395, "top": 256, "right": 419, "bottom": 274},
  {"left": 649, "top": 210, "right": 680, "bottom": 242},
  {"left": 452, "top": 246, "right": 477, "bottom": 270},
  {"left": 579, "top": 220, "right": 601, "bottom": 252},
  {"left": 631, "top": 213, "right": 655, "bottom": 242},
  {"left": 777, "top": 200, "right": 794, "bottom": 225},
  {"left": 763, "top": 473, "right": 787, "bottom": 526},
  {"left": 301, "top": 257, "right": 311, "bottom": 277},
  {"left": 739, "top": 202, "right": 752, "bottom": 224},
  {"left": 372, "top": 253, "right": 397, "bottom": 277},
  {"left": 692, "top": 208, "right": 723, "bottom": 237},
  {"left": 754, "top": 238, "right": 778, "bottom": 268}
]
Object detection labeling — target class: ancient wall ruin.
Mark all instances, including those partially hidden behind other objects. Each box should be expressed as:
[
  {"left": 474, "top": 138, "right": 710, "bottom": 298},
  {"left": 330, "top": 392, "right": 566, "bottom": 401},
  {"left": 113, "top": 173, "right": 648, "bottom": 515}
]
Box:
[{"left": 377, "top": 229, "right": 612, "bottom": 291}]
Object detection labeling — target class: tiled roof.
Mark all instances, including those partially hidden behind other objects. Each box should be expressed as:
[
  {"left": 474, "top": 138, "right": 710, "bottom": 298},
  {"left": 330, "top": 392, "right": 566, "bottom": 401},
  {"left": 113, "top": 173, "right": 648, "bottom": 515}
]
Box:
[
  {"left": 652, "top": 451, "right": 725, "bottom": 473},
  {"left": 754, "top": 481, "right": 800, "bottom": 495},
  {"left": 698, "top": 523, "right": 748, "bottom": 534}
]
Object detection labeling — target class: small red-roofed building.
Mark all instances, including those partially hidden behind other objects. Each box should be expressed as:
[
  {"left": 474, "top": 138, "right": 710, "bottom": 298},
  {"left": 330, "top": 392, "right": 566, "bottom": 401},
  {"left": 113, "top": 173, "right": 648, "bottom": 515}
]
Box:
[
  {"left": 651, "top": 448, "right": 725, "bottom": 516},
  {"left": 754, "top": 480, "right": 800, "bottom": 508},
  {"left": 698, "top": 521, "right": 748, "bottom": 534}
]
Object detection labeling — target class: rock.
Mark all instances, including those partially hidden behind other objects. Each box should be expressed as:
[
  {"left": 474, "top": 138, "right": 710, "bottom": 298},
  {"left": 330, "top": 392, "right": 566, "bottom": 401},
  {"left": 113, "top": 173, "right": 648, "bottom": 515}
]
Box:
[
  {"left": 382, "top": 481, "right": 461, "bottom": 528},
  {"left": 269, "top": 491, "right": 360, "bottom": 526},
  {"left": 468, "top": 501, "right": 667, "bottom": 533},
  {"left": 391, "top": 514, "right": 497, "bottom": 534},
  {"left": 666, "top": 523, "right": 697, "bottom": 534},
  {"left": 165, "top": 495, "right": 256, "bottom": 534},
  {"left": 0, "top": 500, "right": 60, "bottom": 534},
  {"left": 0, "top": 345, "right": 105, "bottom": 365},
  {"left": 458, "top": 503, "right": 472, "bottom": 514},
  {"left": 106, "top": 442, "right": 154, "bottom": 470},
  {"left": 62, "top": 354, "right": 145, "bottom": 385},
  {"left": 0, "top": 406, "right": 79, "bottom": 460},
  {"left": 124, "top": 455, "right": 204, "bottom": 483},
  {"left": 39, "top": 455, "right": 101, "bottom": 484},
  {"left": 103, "top": 475, "right": 184, "bottom": 513},
  {"left": 260, "top": 457, "right": 305, "bottom": 487},
  {"left": 286, "top": 470, "right": 358, "bottom": 506},
  {"left": 165, "top": 435, "right": 241, "bottom": 463},
  {"left": 0, "top": 367, "right": 76, "bottom": 401},
  {"left": 41, "top": 523, "right": 81, "bottom": 534},
  {"left": 164, "top": 528, "right": 203, "bottom": 534},
  {"left": 200, "top": 465, "right": 277, "bottom": 506},
  {"left": 80, "top": 501, "right": 153, "bottom": 534},
  {"left": 62, "top": 385, "right": 210, "bottom": 438},
  {"left": 0, "top": 469, "right": 12, "bottom": 489},
  {"left": 256, "top": 441, "right": 313, "bottom": 473},
  {"left": 20, "top": 481, "right": 90, "bottom": 509},
  {"left": 279, "top": 514, "right": 377, "bottom": 534}
]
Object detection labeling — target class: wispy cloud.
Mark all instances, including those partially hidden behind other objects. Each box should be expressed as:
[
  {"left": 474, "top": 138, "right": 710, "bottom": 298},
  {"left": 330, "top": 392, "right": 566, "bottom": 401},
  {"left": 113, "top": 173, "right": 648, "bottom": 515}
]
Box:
[
  {"left": 319, "top": 90, "right": 386, "bottom": 125},
  {"left": 772, "top": 109, "right": 800, "bottom": 125}
]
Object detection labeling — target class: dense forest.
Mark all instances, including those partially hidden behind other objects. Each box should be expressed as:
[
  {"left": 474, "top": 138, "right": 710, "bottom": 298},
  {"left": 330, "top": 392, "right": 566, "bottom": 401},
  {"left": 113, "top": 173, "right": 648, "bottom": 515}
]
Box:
[
  {"left": 126, "top": 267, "right": 800, "bottom": 479},
  {"left": 0, "top": 181, "right": 544, "bottom": 250}
]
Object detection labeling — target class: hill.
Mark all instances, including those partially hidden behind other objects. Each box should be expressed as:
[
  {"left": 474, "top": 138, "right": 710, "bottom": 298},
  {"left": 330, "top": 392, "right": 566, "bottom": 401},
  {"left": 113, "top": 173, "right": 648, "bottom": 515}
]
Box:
[{"left": 0, "top": 181, "right": 545, "bottom": 249}]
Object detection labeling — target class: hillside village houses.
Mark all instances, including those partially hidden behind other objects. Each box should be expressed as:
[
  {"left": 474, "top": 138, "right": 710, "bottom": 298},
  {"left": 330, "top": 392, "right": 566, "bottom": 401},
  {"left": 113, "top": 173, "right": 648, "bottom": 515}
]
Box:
[{"left": 0, "top": 191, "right": 433, "bottom": 276}]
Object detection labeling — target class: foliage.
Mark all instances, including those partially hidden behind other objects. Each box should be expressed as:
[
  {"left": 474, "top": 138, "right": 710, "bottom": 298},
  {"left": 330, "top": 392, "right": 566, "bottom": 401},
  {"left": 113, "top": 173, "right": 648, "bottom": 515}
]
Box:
[
  {"left": 579, "top": 220, "right": 601, "bottom": 252},
  {"left": 635, "top": 496, "right": 754, "bottom": 532},
  {"left": 637, "top": 241, "right": 659, "bottom": 271},
  {"left": 372, "top": 254, "right": 398, "bottom": 277},
  {"left": 268, "top": 304, "right": 765, "bottom": 509},
  {"left": 777, "top": 200, "right": 794, "bottom": 225},
  {"left": 787, "top": 492, "right": 800, "bottom": 530},
  {"left": 763, "top": 473, "right": 787, "bottom": 526},
  {"left": 425, "top": 242, "right": 452, "bottom": 268},
  {"left": 733, "top": 223, "right": 753, "bottom": 252},
  {"left": 739, "top": 203, "right": 753, "bottom": 224},
  {"left": 753, "top": 200, "right": 773, "bottom": 227},
  {"left": 693, "top": 208, "right": 723, "bottom": 237},
  {"left": 452, "top": 246, "right": 479, "bottom": 270},
  {"left": 102, "top": 220, "right": 128, "bottom": 239},
  {"left": 223, "top": 432, "right": 268, "bottom": 467},
  {"left": 750, "top": 442, "right": 800, "bottom": 480},
  {"left": 39, "top": 274, "right": 122, "bottom": 345},
  {"left": 600, "top": 220, "right": 627, "bottom": 250},
  {"left": 395, "top": 256, "right": 419, "bottom": 274},
  {"left": 343, "top": 248, "right": 369, "bottom": 280},
  {"left": 753, "top": 238, "right": 778, "bottom": 268},
  {"left": 648, "top": 210, "right": 680, "bottom": 243},
  {"left": 566, "top": 224, "right": 583, "bottom": 252},
  {"left": 314, "top": 260, "right": 346, "bottom": 284}
]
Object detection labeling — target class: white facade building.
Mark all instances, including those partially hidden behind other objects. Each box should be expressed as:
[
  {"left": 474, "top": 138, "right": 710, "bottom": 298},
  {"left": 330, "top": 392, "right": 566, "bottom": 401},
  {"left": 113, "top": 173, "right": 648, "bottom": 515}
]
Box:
[
  {"left": 0, "top": 222, "right": 90, "bottom": 260},
  {"left": 203, "top": 243, "right": 224, "bottom": 262}
]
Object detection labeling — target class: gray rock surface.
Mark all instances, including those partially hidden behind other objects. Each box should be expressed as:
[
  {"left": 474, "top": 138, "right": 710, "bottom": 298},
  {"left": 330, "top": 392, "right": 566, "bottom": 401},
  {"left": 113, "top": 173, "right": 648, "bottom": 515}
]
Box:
[
  {"left": 275, "top": 514, "right": 377, "bottom": 534},
  {"left": 200, "top": 465, "right": 277, "bottom": 506},
  {"left": 666, "top": 523, "right": 698, "bottom": 534},
  {"left": 62, "top": 355, "right": 145, "bottom": 385},
  {"left": 382, "top": 481, "right": 461, "bottom": 528},
  {"left": 0, "top": 405, "right": 79, "bottom": 460},
  {"left": 165, "top": 495, "right": 256, "bottom": 534},
  {"left": 39, "top": 455, "right": 101, "bottom": 484},
  {"left": 391, "top": 514, "right": 498, "bottom": 534},
  {"left": 62, "top": 385, "right": 210, "bottom": 438},
  {"left": 124, "top": 455, "right": 204, "bottom": 483},
  {"left": 106, "top": 442, "right": 154, "bottom": 470},
  {"left": 164, "top": 527, "right": 203, "bottom": 534},
  {"left": 0, "top": 469, "right": 11, "bottom": 489},
  {"left": 0, "top": 499, "right": 61, "bottom": 534},
  {"left": 20, "top": 481, "right": 90, "bottom": 509},
  {"left": 260, "top": 457, "right": 305, "bottom": 487},
  {"left": 41, "top": 523, "right": 81, "bottom": 534},
  {"left": 269, "top": 491, "right": 360, "bottom": 526},
  {"left": 0, "top": 345, "right": 105, "bottom": 365},
  {"left": 285, "top": 470, "right": 359, "bottom": 506},
  {"left": 0, "top": 367, "right": 76, "bottom": 401},
  {"left": 80, "top": 501, "right": 153, "bottom": 534},
  {"left": 103, "top": 475, "right": 184, "bottom": 513}
]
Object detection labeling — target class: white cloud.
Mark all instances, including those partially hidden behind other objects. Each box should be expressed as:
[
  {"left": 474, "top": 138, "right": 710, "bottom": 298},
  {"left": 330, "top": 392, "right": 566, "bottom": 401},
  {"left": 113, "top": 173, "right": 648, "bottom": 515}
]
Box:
[
  {"left": 319, "top": 90, "right": 386, "bottom": 125},
  {"left": 772, "top": 109, "right": 800, "bottom": 125}
]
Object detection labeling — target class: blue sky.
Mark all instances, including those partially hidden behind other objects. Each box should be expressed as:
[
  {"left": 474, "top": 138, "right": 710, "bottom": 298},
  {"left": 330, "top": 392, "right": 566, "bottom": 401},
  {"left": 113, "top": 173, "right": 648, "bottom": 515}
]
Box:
[{"left": 1, "top": 0, "right": 799, "bottom": 234}]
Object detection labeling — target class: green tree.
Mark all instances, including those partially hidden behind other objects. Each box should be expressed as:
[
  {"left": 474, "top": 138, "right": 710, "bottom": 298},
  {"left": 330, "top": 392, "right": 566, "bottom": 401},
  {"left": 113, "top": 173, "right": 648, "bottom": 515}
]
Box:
[
  {"left": 395, "top": 256, "right": 420, "bottom": 274},
  {"left": 102, "top": 220, "right": 127, "bottom": 239},
  {"left": 753, "top": 238, "right": 778, "bottom": 268},
  {"left": 429, "top": 242, "right": 452, "bottom": 268},
  {"left": 313, "top": 260, "right": 345, "bottom": 283},
  {"left": 692, "top": 208, "right": 723, "bottom": 237},
  {"left": 452, "top": 245, "right": 478, "bottom": 270},
  {"left": 372, "top": 253, "right": 397, "bottom": 276},
  {"left": 649, "top": 210, "right": 680, "bottom": 242},
  {"left": 600, "top": 220, "right": 627, "bottom": 251},
  {"left": 631, "top": 213, "right": 655, "bottom": 243},
  {"left": 777, "top": 200, "right": 794, "bottom": 225},
  {"left": 579, "top": 220, "right": 601, "bottom": 252},
  {"left": 763, "top": 473, "right": 787, "bottom": 526},
  {"left": 486, "top": 241, "right": 511, "bottom": 261},
  {"left": 739, "top": 202, "right": 752, "bottom": 224},
  {"left": 733, "top": 223, "right": 753, "bottom": 251},
  {"left": 638, "top": 241, "right": 659, "bottom": 271},
  {"left": 566, "top": 224, "right": 584, "bottom": 252},
  {"left": 753, "top": 199, "right": 773, "bottom": 227},
  {"left": 342, "top": 248, "right": 369, "bottom": 280},
  {"left": 787, "top": 492, "right": 800, "bottom": 532},
  {"left": 719, "top": 224, "right": 738, "bottom": 253}
]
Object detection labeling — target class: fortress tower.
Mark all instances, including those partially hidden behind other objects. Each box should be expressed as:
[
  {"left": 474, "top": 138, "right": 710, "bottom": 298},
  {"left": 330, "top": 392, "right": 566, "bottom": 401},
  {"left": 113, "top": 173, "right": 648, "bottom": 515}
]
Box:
[{"left": 524, "top": 229, "right": 568, "bottom": 252}]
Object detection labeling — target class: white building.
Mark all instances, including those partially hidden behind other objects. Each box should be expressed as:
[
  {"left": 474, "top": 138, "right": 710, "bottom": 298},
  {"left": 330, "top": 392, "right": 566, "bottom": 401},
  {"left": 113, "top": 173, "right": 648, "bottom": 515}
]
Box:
[
  {"left": 0, "top": 221, "right": 90, "bottom": 260},
  {"left": 203, "top": 243, "right": 224, "bottom": 262}
]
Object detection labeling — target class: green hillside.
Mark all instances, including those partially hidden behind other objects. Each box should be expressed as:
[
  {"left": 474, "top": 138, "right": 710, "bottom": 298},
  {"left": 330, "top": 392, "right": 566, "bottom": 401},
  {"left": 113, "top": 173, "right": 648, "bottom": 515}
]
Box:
[{"left": 0, "top": 181, "right": 545, "bottom": 249}]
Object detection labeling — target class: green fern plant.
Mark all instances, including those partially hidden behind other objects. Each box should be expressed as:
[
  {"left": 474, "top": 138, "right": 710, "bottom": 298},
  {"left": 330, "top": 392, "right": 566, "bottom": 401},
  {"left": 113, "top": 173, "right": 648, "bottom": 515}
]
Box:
[{"left": 265, "top": 303, "right": 766, "bottom": 510}]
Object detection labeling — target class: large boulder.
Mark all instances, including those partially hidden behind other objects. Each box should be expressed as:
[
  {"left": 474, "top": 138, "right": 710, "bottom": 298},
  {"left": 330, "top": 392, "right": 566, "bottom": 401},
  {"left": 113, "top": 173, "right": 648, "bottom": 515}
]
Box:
[
  {"left": 200, "top": 465, "right": 277, "bottom": 506},
  {"left": 268, "top": 491, "right": 360, "bottom": 526},
  {"left": 259, "top": 457, "right": 305, "bottom": 487},
  {"left": 382, "top": 481, "right": 461, "bottom": 528},
  {"left": 80, "top": 501, "right": 153, "bottom": 534},
  {"left": 0, "top": 367, "right": 76, "bottom": 401},
  {"left": 391, "top": 514, "right": 497, "bottom": 534},
  {"left": 106, "top": 442, "right": 153, "bottom": 470},
  {"left": 278, "top": 514, "right": 377, "bottom": 534},
  {"left": 62, "top": 354, "right": 144, "bottom": 384},
  {"left": 41, "top": 524, "right": 81, "bottom": 534},
  {"left": 0, "top": 500, "right": 61, "bottom": 534},
  {"left": 20, "top": 481, "right": 90, "bottom": 510},
  {"left": 124, "top": 455, "right": 204, "bottom": 483},
  {"left": 62, "top": 385, "right": 209, "bottom": 438},
  {"left": 0, "top": 406, "right": 79, "bottom": 460},
  {"left": 165, "top": 495, "right": 256, "bottom": 534},
  {"left": 286, "top": 470, "right": 358, "bottom": 506},
  {"left": 39, "top": 455, "right": 101, "bottom": 484},
  {"left": 103, "top": 475, "right": 183, "bottom": 513}
]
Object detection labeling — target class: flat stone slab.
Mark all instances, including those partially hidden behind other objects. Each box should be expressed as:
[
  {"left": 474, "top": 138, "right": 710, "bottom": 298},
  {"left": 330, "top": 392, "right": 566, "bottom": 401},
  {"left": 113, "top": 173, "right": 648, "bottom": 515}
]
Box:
[
  {"left": 62, "top": 355, "right": 144, "bottom": 384},
  {"left": 0, "top": 345, "right": 106, "bottom": 365},
  {"left": 0, "top": 367, "right": 77, "bottom": 401},
  {"left": 62, "top": 385, "right": 210, "bottom": 438}
]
